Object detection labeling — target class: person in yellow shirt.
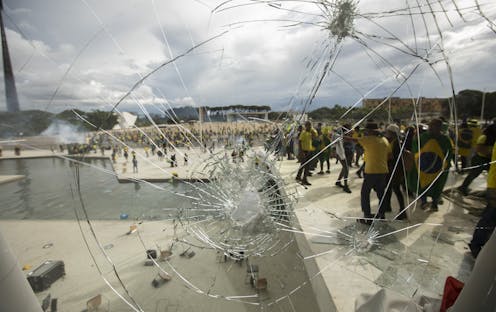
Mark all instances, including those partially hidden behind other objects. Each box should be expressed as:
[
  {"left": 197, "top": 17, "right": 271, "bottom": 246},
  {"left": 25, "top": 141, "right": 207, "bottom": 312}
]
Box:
[
  {"left": 469, "top": 138, "right": 496, "bottom": 258},
  {"left": 296, "top": 121, "right": 316, "bottom": 186},
  {"left": 457, "top": 121, "right": 473, "bottom": 172},
  {"left": 458, "top": 124, "right": 496, "bottom": 195},
  {"left": 354, "top": 122, "right": 392, "bottom": 223},
  {"left": 469, "top": 119, "right": 483, "bottom": 153}
]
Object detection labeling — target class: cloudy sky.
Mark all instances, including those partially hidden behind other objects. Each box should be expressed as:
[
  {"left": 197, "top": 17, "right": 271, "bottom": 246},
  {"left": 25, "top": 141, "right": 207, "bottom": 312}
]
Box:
[{"left": 1, "top": 0, "right": 495, "bottom": 114}]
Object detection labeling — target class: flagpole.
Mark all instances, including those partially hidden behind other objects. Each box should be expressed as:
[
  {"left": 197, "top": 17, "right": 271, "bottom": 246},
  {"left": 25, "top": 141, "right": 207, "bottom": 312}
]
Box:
[
  {"left": 480, "top": 90, "right": 486, "bottom": 124},
  {"left": 0, "top": 0, "right": 21, "bottom": 112}
]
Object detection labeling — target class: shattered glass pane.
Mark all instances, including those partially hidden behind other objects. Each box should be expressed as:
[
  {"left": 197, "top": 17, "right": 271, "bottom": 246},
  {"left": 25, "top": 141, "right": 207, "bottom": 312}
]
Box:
[{"left": 1, "top": 0, "right": 495, "bottom": 311}]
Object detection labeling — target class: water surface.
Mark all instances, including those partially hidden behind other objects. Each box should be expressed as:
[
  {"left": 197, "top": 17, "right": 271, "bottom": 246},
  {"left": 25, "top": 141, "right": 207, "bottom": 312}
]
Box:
[{"left": 0, "top": 158, "right": 192, "bottom": 220}]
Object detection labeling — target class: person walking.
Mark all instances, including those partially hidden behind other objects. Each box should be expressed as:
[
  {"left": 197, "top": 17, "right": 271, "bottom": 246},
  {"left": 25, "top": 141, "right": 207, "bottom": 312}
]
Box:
[
  {"left": 469, "top": 139, "right": 496, "bottom": 258},
  {"left": 332, "top": 125, "right": 352, "bottom": 193},
  {"left": 383, "top": 124, "right": 407, "bottom": 220},
  {"left": 132, "top": 156, "right": 138, "bottom": 173},
  {"left": 458, "top": 124, "right": 496, "bottom": 195},
  {"left": 296, "top": 121, "right": 317, "bottom": 186},
  {"left": 355, "top": 122, "right": 391, "bottom": 224},
  {"left": 318, "top": 125, "right": 331, "bottom": 175},
  {"left": 407, "top": 118, "right": 453, "bottom": 211},
  {"left": 456, "top": 121, "right": 473, "bottom": 173}
]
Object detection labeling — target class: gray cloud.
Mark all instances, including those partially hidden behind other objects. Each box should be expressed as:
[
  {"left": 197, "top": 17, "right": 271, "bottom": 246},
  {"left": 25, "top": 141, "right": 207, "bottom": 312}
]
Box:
[{"left": 1, "top": 0, "right": 495, "bottom": 115}]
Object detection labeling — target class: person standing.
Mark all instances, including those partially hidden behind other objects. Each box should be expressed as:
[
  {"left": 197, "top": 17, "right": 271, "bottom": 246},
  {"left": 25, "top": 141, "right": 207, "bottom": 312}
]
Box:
[
  {"left": 407, "top": 118, "right": 453, "bottom": 211},
  {"left": 383, "top": 124, "right": 407, "bottom": 220},
  {"left": 468, "top": 139, "right": 496, "bottom": 258},
  {"left": 123, "top": 148, "right": 129, "bottom": 162},
  {"left": 296, "top": 121, "right": 317, "bottom": 186},
  {"left": 356, "top": 122, "right": 391, "bottom": 223},
  {"left": 353, "top": 125, "right": 364, "bottom": 167},
  {"left": 318, "top": 125, "right": 331, "bottom": 174},
  {"left": 458, "top": 124, "right": 496, "bottom": 195},
  {"left": 293, "top": 125, "right": 303, "bottom": 161},
  {"left": 170, "top": 154, "right": 177, "bottom": 167},
  {"left": 132, "top": 156, "right": 138, "bottom": 173},
  {"left": 332, "top": 125, "right": 352, "bottom": 193},
  {"left": 456, "top": 121, "right": 472, "bottom": 173},
  {"left": 342, "top": 124, "right": 355, "bottom": 168}
]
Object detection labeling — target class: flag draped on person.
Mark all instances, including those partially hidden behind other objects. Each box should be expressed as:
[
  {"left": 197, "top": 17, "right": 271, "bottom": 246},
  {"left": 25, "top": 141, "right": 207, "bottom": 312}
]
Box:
[{"left": 407, "top": 131, "right": 453, "bottom": 199}]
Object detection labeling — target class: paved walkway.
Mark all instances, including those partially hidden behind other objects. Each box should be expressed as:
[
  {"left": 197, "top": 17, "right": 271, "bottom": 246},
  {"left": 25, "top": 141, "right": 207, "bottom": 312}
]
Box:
[
  {"left": 277, "top": 157, "right": 484, "bottom": 311},
  {"left": 0, "top": 146, "right": 224, "bottom": 182}
]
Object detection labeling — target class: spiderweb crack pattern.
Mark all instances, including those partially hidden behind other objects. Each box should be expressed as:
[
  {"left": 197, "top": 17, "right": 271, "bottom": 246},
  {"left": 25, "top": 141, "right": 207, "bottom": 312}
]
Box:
[{"left": 2, "top": 0, "right": 496, "bottom": 310}]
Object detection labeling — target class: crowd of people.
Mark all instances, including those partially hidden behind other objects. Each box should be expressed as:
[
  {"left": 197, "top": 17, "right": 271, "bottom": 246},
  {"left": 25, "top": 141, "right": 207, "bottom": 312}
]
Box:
[
  {"left": 42, "top": 117, "right": 496, "bottom": 258},
  {"left": 63, "top": 122, "right": 276, "bottom": 165},
  {"left": 288, "top": 118, "right": 496, "bottom": 256}
]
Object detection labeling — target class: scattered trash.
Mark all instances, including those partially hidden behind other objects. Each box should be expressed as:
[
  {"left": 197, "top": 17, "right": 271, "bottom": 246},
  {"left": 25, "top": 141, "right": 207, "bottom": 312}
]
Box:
[
  {"left": 152, "top": 271, "right": 172, "bottom": 288},
  {"left": 159, "top": 250, "right": 172, "bottom": 261},
  {"left": 41, "top": 294, "right": 51, "bottom": 312},
  {"left": 86, "top": 294, "right": 102, "bottom": 311},
  {"left": 255, "top": 278, "right": 267, "bottom": 291},
  {"left": 22, "top": 264, "right": 32, "bottom": 271},
  {"left": 42, "top": 243, "right": 53, "bottom": 249},
  {"left": 120, "top": 213, "right": 129, "bottom": 220},
  {"left": 126, "top": 224, "right": 137, "bottom": 235},
  {"left": 180, "top": 248, "right": 195, "bottom": 259},
  {"left": 50, "top": 298, "right": 58, "bottom": 312},
  {"left": 27, "top": 260, "right": 65, "bottom": 292},
  {"left": 147, "top": 249, "right": 157, "bottom": 259},
  {"left": 103, "top": 243, "right": 114, "bottom": 250}
]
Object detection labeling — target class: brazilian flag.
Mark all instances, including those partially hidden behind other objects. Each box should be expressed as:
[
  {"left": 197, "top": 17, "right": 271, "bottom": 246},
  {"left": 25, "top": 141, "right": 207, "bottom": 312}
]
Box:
[{"left": 407, "top": 132, "right": 453, "bottom": 198}]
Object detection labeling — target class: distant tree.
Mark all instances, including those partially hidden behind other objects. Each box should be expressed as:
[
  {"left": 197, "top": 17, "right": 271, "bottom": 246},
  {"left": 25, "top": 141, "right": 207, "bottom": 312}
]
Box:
[
  {"left": 135, "top": 115, "right": 152, "bottom": 127},
  {"left": 308, "top": 107, "right": 332, "bottom": 120},
  {"left": 452, "top": 90, "right": 496, "bottom": 120},
  {"left": 55, "top": 109, "right": 86, "bottom": 126},
  {"left": 84, "top": 110, "right": 118, "bottom": 130},
  {"left": 484, "top": 91, "right": 496, "bottom": 120},
  {"left": 0, "top": 110, "right": 53, "bottom": 137},
  {"left": 456, "top": 90, "right": 483, "bottom": 119},
  {"left": 308, "top": 105, "right": 349, "bottom": 120},
  {"left": 268, "top": 111, "right": 288, "bottom": 120}
]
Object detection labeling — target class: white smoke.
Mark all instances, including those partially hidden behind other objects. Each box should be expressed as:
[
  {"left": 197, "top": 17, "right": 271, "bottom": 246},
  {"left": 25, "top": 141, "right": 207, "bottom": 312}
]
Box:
[{"left": 41, "top": 119, "right": 86, "bottom": 144}]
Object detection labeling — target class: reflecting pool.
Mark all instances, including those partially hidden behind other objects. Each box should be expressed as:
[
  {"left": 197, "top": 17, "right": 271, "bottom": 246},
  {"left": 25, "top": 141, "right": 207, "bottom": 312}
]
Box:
[{"left": 0, "top": 157, "right": 192, "bottom": 220}]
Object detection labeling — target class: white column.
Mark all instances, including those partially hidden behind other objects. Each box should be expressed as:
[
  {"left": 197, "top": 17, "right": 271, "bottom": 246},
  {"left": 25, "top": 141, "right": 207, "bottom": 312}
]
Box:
[
  {"left": 0, "top": 230, "right": 42, "bottom": 312},
  {"left": 451, "top": 230, "right": 496, "bottom": 311}
]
